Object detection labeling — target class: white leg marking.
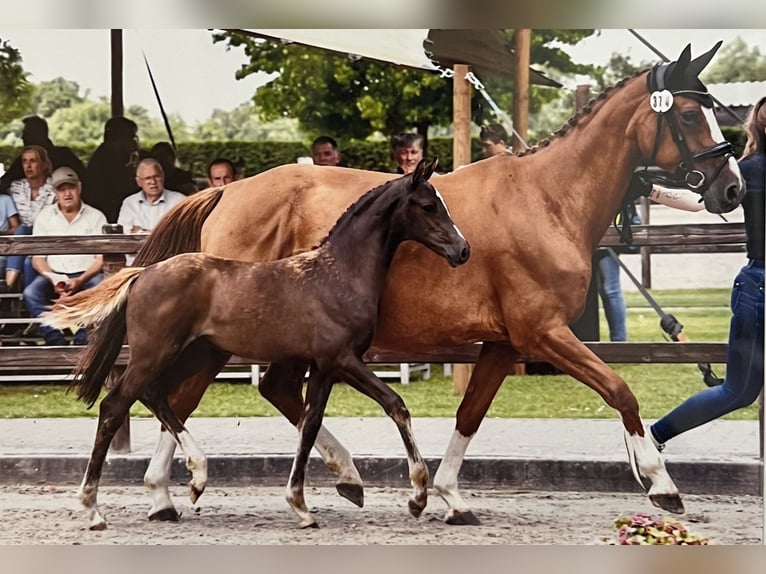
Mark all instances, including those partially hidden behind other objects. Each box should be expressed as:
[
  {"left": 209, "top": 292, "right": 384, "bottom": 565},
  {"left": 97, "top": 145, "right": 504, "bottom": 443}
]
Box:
[
  {"left": 433, "top": 429, "right": 474, "bottom": 516},
  {"left": 144, "top": 430, "right": 178, "bottom": 517},
  {"left": 79, "top": 470, "right": 106, "bottom": 530},
  {"left": 314, "top": 426, "right": 363, "bottom": 486},
  {"left": 624, "top": 426, "right": 679, "bottom": 498},
  {"left": 176, "top": 429, "right": 208, "bottom": 503}
]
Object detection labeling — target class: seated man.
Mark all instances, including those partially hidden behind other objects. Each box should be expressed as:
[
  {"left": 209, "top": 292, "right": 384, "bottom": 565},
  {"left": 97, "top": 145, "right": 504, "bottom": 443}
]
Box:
[
  {"left": 118, "top": 158, "right": 185, "bottom": 234},
  {"left": 23, "top": 167, "right": 107, "bottom": 346},
  {"left": 207, "top": 157, "right": 238, "bottom": 187}
]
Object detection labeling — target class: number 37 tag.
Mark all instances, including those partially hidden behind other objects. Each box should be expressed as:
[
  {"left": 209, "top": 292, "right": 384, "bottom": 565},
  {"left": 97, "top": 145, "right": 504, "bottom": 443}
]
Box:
[{"left": 650, "top": 90, "right": 674, "bottom": 113}]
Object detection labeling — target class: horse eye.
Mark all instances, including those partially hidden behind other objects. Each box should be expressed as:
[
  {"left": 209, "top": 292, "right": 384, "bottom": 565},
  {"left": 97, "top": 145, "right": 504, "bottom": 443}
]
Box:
[
  {"left": 680, "top": 110, "right": 700, "bottom": 125},
  {"left": 423, "top": 203, "right": 437, "bottom": 214}
]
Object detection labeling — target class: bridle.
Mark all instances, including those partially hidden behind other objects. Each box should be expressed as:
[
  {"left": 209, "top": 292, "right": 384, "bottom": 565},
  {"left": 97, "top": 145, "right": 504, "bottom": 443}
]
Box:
[{"left": 641, "top": 62, "right": 733, "bottom": 195}]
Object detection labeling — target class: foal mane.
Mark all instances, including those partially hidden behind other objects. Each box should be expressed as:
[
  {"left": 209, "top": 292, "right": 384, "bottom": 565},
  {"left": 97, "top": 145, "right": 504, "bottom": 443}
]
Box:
[
  {"left": 315, "top": 174, "right": 409, "bottom": 249},
  {"left": 517, "top": 68, "right": 649, "bottom": 158}
]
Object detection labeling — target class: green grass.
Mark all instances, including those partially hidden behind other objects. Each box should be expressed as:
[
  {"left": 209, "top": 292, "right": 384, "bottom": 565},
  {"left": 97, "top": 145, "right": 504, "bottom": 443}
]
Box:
[{"left": 0, "top": 288, "right": 754, "bottom": 420}]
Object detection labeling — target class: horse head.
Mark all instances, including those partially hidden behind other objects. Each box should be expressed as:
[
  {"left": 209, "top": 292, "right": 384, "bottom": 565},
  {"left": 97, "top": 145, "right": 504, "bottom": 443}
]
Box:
[
  {"left": 401, "top": 158, "right": 470, "bottom": 268},
  {"left": 630, "top": 41, "right": 744, "bottom": 213}
]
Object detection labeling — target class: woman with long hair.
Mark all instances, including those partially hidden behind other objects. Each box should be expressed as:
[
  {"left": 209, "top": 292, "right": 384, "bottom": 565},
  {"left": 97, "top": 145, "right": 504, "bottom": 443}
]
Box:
[{"left": 650, "top": 96, "right": 765, "bottom": 449}]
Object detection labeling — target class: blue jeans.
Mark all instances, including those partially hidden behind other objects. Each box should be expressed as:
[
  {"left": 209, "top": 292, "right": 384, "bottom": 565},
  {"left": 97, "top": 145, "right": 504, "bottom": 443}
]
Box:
[
  {"left": 5, "top": 225, "right": 37, "bottom": 289},
  {"left": 651, "top": 262, "right": 764, "bottom": 444},
  {"left": 23, "top": 272, "right": 103, "bottom": 345},
  {"left": 598, "top": 252, "right": 627, "bottom": 342}
]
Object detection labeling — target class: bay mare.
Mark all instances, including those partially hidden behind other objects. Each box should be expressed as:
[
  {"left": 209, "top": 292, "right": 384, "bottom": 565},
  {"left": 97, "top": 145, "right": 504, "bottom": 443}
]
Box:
[
  {"left": 44, "top": 159, "right": 470, "bottom": 530},
  {"left": 132, "top": 43, "right": 743, "bottom": 525}
]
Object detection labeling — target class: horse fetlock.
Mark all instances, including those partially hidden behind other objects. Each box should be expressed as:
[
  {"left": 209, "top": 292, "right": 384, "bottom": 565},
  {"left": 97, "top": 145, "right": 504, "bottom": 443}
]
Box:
[{"left": 86, "top": 508, "right": 107, "bottom": 531}]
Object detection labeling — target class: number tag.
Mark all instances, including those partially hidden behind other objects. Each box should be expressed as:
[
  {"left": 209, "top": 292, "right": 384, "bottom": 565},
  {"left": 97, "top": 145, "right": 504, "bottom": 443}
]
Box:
[{"left": 650, "top": 90, "right": 674, "bottom": 113}]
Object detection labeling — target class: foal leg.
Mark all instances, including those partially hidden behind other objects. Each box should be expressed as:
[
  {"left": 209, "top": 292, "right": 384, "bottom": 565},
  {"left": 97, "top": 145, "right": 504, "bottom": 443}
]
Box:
[
  {"left": 141, "top": 395, "right": 208, "bottom": 506},
  {"left": 260, "top": 360, "right": 364, "bottom": 507},
  {"left": 285, "top": 370, "right": 333, "bottom": 529},
  {"left": 145, "top": 349, "right": 229, "bottom": 521},
  {"left": 339, "top": 356, "right": 429, "bottom": 518},
  {"left": 80, "top": 387, "right": 138, "bottom": 530},
  {"left": 434, "top": 342, "right": 519, "bottom": 525},
  {"left": 535, "top": 325, "right": 683, "bottom": 514}
]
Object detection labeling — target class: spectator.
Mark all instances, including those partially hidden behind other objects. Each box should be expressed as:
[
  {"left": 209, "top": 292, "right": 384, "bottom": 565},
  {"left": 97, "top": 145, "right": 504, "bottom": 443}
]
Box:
[
  {"left": 311, "top": 136, "right": 341, "bottom": 166},
  {"left": 0, "top": 116, "right": 87, "bottom": 194},
  {"left": 118, "top": 158, "right": 186, "bottom": 235},
  {"left": 391, "top": 132, "right": 425, "bottom": 175},
  {"left": 24, "top": 167, "right": 107, "bottom": 346},
  {"left": 0, "top": 188, "right": 20, "bottom": 290},
  {"left": 4, "top": 145, "right": 57, "bottom": 291},
  {"left": 151, "top": 141, "right": 198, "bottom": 196},
  {"left": 595, "top": 202, "right": 641, "bottom": 342},
  {"left": 649, "top": 96, "right": 765, "bottom": 452},
  {"left": 84, "top": 117, "right": 141, "bottom": 223},
  {"left": 479, "top": 123, "right": 511, "bottom": 159},
  {"left": 207, "top": 157, "right": 237, "bottom": 187}
]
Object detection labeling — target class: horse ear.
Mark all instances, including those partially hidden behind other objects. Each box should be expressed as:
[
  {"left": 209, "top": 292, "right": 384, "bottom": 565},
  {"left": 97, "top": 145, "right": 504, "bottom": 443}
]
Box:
[
  {"left": 686, "top": 41, "right": 723, "bottom": 78},
  {"left": 675, "top": 44, "right": 693, "bottom": 69},
  {"left": 412, "top": 159, "right": 427, "bottom": 185},
  {"left": 422, "top": 157, "right": 438, "bottom": 181}
]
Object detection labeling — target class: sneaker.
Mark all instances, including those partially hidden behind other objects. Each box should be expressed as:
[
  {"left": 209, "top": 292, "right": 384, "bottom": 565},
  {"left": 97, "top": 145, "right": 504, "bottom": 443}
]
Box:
[{"left": 649, "top": 427, "right": 665, "bottom": 452}]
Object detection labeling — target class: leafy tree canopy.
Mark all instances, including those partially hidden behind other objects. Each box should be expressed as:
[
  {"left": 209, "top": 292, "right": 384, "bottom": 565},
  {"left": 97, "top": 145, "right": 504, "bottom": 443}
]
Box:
[
  {"left": 701, "top": 37, "right": 766, "bottom": 83},
  {"left": 212, "top": 29, "right": 598, "bottom": 143},
  {"left": 0, "top": 39, "right": 33, "bottom": 127}
]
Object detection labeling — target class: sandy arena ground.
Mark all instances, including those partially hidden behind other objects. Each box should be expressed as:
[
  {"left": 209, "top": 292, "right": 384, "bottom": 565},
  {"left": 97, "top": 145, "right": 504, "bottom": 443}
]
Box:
[{"left": 0, "top": 484, "right": 760, "bottom": 545}]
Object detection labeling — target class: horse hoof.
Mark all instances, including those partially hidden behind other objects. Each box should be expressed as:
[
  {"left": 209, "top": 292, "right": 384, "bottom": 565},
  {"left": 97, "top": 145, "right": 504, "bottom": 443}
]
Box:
[
  {"left": 89, "top": 521, "right": 107, "bottom": 531},
  {"left": 445, "top": 509, "right": 481, "bottom": 526},
  {"left": 408, "top": 493, "right": 427, "bottom": 518},
  {"left": 149, "top": 507, "right": 181, "bottom": 522},
  {"left": 189, "top": 484, "right": 205, "bottom": 505},
  {"left": 650, "top": 493, "right": 685, "bottom": 515},
  {"left": 300, "top": 519, "right": 320, "bottom": 529},
  {"left": 336, "top": 482, "right": 364, "bottom": 508}
]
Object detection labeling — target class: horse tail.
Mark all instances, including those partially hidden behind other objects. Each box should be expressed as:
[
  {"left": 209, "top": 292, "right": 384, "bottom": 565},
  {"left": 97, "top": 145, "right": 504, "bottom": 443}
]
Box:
[
  {"left": 40, "top": 267, "right": 144, "bottom": 408},
  {"left": 132, "top": 186, "right": 225, "bottom": 266}
]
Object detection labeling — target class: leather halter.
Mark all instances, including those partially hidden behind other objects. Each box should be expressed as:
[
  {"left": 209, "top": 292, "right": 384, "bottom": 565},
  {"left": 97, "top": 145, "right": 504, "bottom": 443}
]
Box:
[{"left": 642, "top": 63, "right": 733, "bottom": 195}]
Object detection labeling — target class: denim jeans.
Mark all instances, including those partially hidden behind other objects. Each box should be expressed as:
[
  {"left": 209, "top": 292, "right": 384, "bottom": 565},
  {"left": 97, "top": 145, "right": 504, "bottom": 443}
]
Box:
[
  {"left": 5, "top": 225, "right": 37, "bottom": 289},
  {"left": 651, "top": 262, "right": 765, "bottom": 444},
  {"left": 23, "top": 271, "right": 104, "bottom": 345},
  {"left": 598, "top": 252, "right": 627, "bottom": 342}
]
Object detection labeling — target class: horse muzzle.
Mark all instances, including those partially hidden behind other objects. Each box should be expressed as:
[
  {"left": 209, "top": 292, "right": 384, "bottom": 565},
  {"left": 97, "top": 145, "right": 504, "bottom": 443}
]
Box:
[{"left": 447, "top": 242, "right": 471, "bottom": 267}]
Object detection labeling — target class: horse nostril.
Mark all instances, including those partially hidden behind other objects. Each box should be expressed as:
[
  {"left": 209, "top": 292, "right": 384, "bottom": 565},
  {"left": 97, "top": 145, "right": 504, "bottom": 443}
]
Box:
[
  {"left": 460, "top": 246, "right": 471, "bottom": 263},
  {"left": 725, "top": 184, "right": 742, "bottom": 205}
]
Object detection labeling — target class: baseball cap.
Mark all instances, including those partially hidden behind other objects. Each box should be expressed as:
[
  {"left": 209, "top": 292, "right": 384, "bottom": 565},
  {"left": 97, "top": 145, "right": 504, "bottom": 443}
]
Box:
[{"left": 51, "top": 167, "right": 80, "bottom": 189}]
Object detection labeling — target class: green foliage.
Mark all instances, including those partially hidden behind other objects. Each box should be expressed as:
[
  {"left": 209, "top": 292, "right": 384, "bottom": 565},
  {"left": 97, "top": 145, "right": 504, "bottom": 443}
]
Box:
[
  {"left": 702, "top": 36, "right": 766, "bottom": 83},
  {"left": 213, "top": 30, "right": 598, "bottom": 143},
  {"left": 0, "top": 39, "right": 33, "bottom": 128},
  {"left": 33, "top": 77, "right": 86, "bottom": 118}
]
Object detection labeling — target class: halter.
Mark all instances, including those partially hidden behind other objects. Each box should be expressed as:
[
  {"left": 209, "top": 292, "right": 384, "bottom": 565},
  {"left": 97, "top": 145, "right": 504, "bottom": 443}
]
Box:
[{"left": 642, "top": 62, "right": 733, "bottom": 195}]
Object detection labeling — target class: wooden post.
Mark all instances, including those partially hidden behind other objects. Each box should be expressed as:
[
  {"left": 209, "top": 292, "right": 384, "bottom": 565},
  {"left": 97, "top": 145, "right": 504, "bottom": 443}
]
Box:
[
  {"left": 101, "top": 223, "right": 130, "bottom": 453},
  {"left": 512, "top": 29, "right": 531, "bottom": 150},
  {"left": 110, "top": 29, "right": 124, "bottom": 119},
  {"left": 452, "top": 64, "right": 474, "bottom": 396}
]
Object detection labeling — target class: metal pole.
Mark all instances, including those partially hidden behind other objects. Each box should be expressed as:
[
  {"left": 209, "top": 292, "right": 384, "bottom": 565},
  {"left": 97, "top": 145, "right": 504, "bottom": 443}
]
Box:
[{"left": 110, "top": 30, "right": 124, "bottom": 118}]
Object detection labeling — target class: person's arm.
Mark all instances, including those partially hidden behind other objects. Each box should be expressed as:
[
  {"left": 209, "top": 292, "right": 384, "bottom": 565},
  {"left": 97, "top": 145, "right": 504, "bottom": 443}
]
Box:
[
  {"left": 64, "top": 255, "right": 104, "bottom": 294},
  {"left": 648, "top": 184, "right": 706, "bottom": 212},
  {"left": 1, "top": 213, "right": 20, "bottom": 235}
]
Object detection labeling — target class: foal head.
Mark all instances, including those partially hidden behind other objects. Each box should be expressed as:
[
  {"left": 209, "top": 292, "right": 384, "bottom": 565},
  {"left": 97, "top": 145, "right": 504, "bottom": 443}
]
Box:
[{"left": 388, "top": 158, "right": 470, "bottom": 267}]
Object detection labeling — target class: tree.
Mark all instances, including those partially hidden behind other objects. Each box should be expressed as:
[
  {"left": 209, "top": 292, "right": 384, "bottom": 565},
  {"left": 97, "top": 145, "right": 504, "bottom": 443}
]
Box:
[
  {"left": 702, "top": 37, "right": 766, "bottom": 83},
  {"left": 0, "top": 38, "right": 33, "bottom": 127},
  {"left": 192, "top": 102, "right": 304, "bottom": 141},
  {"left": 33, "top": 77, "right": 86, "bottom": 119},
  {"left": 211, "top": 30, "right": 597, "bottom": 143}
]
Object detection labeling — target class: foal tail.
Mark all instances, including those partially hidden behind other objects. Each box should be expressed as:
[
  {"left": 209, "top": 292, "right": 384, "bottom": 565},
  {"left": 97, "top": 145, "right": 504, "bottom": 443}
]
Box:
[
  {"left": 40, "top": 267, "right": 145, "bottom": 408},
  {"left": 132, "top": 186, "right": 225, "bottom": 266}
]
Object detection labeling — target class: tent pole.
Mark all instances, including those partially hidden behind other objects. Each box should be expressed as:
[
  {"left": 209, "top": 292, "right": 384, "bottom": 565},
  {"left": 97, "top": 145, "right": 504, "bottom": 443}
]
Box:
[
  {"left": 512, "top": 29, "right": 530, "bottom": 150},
  {"left": 110, "top": 29, "right": 124, "bottom": 118}
]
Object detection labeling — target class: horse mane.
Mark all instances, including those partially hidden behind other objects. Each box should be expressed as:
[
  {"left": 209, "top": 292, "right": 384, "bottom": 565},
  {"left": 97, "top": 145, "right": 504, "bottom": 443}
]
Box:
[
  {"left": 517, "top": 68, "right": 650, "bottom": 158},
  {"left": 315, "top": 174, "right": 407, "bottom": 249}
]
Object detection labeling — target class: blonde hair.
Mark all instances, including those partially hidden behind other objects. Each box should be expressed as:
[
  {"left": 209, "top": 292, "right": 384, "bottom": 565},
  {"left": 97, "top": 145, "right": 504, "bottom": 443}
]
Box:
[
  {"left": 22, "top": 145, "right": 53, "bottom": 177},
  {"left": 742, "top": 96, "right": 766, "bottom": 158}
]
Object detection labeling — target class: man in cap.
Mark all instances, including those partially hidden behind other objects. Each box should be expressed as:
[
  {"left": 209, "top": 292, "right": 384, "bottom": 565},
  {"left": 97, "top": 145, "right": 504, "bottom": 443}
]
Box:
[{"left": 23, "top": 166, "right": 107, "bottom": 345}]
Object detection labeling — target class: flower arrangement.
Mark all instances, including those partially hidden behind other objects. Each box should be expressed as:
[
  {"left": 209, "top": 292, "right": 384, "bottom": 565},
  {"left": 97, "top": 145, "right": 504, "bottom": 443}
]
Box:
[{"left": 603, "top": 512, "right": 710, "bottom": 545}]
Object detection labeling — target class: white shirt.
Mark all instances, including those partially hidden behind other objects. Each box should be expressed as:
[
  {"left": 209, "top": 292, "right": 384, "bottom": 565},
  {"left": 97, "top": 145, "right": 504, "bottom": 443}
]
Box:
[
  {"left": 117, "top": 189, "right": 185, "bottom": 233},
  {"left": 8, "top": 177, "right": 56, "bottom": 225},
  {"left": 33, "top": 202, "right": 107, "bottom": 273}
]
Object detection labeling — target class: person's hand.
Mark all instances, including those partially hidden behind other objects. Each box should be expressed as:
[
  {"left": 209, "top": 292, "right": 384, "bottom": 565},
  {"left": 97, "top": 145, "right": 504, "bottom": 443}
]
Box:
[
  {"left": 130, "top": 225, "right": 149, "bottom": 234},
  {"left": 62, "top": 276, "right": 84, "bottom": 295}
]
